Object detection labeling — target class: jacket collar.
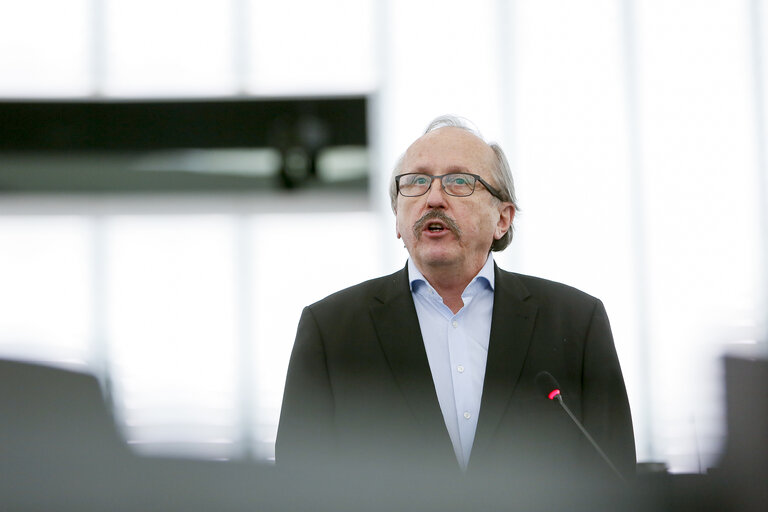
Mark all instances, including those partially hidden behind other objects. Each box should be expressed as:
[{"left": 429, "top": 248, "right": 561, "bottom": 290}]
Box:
[
  {"left": 369, "top": 266, "right": 456, "bottom": 464},
  {"left": 470, "top": 265, "right": 538, "bottom": 462}
]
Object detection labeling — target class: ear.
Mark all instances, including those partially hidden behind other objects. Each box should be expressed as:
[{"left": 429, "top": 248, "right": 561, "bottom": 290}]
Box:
[{"left": 494, "top": 203, "right": 515, "bottom": 240}]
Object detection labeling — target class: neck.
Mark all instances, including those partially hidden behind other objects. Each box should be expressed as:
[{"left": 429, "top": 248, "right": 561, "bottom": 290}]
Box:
[
  {"left": 427, "top": 271, "right": 470, "bottom": 314},
  {"left": 417, "top": 257, "right": 488, "bottom": 314}
]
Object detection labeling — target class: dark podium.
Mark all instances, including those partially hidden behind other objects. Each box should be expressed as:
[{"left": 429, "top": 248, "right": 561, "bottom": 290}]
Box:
[{"left": 1, "top": 354, "right": 765, "bottom": 512}]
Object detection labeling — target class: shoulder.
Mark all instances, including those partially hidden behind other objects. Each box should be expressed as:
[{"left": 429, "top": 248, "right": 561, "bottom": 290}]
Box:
[
  {"left": 495, "top": 267, "right": 603, "bottom": 311},
  {"left": 306, "top": 267, "right": 408, "bottom": 315}
]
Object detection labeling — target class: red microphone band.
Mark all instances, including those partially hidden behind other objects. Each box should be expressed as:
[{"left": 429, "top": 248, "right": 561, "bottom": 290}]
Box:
[{"left": 547, "top": 389, "right": 561, "bottom": 400}]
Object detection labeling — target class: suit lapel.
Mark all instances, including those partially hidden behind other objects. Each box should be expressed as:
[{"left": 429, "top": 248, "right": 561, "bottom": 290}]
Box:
[
  {"left": 471, "top": 266, "right": 538, "bottom": 459},
  {"left": 369, "top": 267, "right": 452, "bottom": 443}
]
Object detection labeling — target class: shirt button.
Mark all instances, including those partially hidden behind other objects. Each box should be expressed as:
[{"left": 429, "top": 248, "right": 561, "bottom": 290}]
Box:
[
  {"left": 457, "top": 365, "right": 465, "bottom": 373},
  {"left": 463, "top": 411, "right": 471, "bottom": 420},
  {"left": 452, "top": 320, "right": 458, "bottom": 328}
]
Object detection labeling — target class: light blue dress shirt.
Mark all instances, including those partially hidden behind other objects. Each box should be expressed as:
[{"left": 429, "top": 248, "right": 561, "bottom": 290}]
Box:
[{"left": 408, "top": 254, "right": 495, "bottom": 471}]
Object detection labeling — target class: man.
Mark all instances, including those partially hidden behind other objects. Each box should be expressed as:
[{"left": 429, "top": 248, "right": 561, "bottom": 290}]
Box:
[{"left": 276, "top": 116, "right": 635, "bottom": 483}]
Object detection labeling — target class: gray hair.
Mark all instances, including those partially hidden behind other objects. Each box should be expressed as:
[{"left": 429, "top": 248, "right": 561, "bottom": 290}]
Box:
[{"left": 389, "top": 115, "right": 519, "bottom": 251}]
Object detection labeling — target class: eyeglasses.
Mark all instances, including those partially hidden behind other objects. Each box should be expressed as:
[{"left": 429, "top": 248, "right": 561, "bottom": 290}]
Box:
[{"left": 395, "top": 172, "right": 505, "bottom": 201}]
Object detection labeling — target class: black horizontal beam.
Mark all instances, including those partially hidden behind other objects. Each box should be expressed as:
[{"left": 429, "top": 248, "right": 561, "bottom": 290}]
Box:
[{"left": 0, "top": 97, "right": 367, "bottom": 151}]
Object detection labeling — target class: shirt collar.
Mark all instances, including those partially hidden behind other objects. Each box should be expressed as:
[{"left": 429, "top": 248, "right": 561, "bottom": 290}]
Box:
[{"left": 408, "top": 253, "right": 495, "bottom": 294}]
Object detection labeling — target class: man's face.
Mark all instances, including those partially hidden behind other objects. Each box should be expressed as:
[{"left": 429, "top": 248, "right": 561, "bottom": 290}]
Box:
[{"left": 395, "top": 127, "right": 514, "bottom": 277}]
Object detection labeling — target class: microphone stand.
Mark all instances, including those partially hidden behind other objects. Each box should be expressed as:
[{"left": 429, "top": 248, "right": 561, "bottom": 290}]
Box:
[{"left": 552, "top": 392, "right": 627, "bottom": 484}]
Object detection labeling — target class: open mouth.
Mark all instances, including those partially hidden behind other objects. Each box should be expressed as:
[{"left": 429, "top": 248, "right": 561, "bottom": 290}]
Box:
[{"left": 413, "top": 211, "right": 461, "bottom": 239}]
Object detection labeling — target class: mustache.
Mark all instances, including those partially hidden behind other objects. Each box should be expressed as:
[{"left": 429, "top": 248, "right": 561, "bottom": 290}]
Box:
[{"left": 413, "top": 210, "right": 462, "bottom": 239}]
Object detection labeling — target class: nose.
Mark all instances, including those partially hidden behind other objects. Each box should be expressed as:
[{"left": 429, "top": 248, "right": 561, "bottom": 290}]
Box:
[{"left": 425, "top": 177, "right": 448, "bottom": 208}]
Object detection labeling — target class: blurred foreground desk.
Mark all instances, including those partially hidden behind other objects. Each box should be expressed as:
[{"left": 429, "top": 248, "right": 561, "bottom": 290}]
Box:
[{"left": 1, "top": 356, "right": 765, "bottom": 511}]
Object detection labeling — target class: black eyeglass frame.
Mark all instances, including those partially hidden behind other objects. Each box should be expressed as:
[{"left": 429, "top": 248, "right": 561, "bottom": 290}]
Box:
[{"left": 395, "top": 172, "right": 506, "bottom": 202}]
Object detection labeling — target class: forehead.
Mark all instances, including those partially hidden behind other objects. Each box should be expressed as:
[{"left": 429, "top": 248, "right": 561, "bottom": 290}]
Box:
[{"left": 401, "top": 127, "right": 495, "bottom": 175}]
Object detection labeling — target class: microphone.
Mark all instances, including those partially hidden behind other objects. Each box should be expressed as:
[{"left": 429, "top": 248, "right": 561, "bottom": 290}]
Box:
[{"left": 535, "top": 371, "right": 626, "bottom": 483}]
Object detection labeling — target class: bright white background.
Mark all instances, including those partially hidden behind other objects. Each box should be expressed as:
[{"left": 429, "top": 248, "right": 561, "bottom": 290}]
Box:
[{"left": 0, "top": 0, "right": 766, "bottom": 472}]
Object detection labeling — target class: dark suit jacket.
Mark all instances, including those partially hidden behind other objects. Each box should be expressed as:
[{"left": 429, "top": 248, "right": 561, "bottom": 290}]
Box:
[{"left": 276, "top": 264, "right": 635, "bottom": 482}]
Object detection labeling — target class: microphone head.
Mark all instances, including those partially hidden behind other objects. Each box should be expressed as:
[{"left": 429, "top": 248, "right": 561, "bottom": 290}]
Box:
[{"left": 535, "top": 371, "right": 562, "bottom": 400}]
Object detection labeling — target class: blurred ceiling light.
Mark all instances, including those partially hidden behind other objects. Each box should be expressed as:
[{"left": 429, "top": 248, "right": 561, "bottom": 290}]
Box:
[
  {"left": 316, "top": 146, "right": 369, "bottom": 182},
  {"left": 131, "top": 149, "right": 281, "bottom": 177}
]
